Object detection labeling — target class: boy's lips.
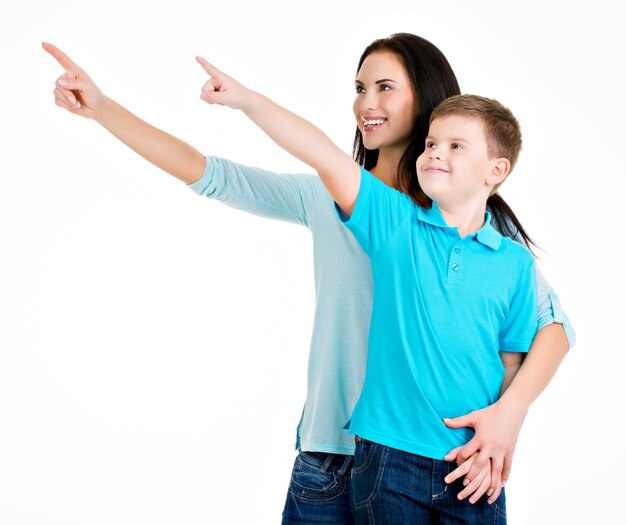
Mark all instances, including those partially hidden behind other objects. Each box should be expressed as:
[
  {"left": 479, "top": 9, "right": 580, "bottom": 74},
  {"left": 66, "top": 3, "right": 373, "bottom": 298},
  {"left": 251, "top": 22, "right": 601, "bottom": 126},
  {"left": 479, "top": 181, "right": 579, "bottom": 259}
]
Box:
[{"left": 424, "top": 166, "right": 449, "bottom": 173}]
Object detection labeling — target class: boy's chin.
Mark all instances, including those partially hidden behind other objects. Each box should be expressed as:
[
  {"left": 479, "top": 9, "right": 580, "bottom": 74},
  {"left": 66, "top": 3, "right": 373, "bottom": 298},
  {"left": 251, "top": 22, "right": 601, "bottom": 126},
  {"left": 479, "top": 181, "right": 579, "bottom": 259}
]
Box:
[{"left": 421, "top": 188, "right": 443, "bottom": 205}]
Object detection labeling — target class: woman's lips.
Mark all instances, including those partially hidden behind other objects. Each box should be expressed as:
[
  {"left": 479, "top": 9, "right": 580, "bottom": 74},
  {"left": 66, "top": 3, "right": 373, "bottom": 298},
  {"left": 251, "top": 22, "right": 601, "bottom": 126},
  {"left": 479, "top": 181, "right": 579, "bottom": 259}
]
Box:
[{"left": 361, "top": 116, "right": 387, "bottom": 132}]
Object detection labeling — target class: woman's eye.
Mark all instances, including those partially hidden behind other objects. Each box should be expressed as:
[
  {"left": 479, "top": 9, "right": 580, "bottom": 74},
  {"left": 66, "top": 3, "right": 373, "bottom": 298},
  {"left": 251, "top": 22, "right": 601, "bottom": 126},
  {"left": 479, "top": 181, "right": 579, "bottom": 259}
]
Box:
[
  {"left": 379, "top": 84, "right": 391, "bottom": 91},
  {"left": 355, "top": 85, "right": 364, "bottom": 94}
]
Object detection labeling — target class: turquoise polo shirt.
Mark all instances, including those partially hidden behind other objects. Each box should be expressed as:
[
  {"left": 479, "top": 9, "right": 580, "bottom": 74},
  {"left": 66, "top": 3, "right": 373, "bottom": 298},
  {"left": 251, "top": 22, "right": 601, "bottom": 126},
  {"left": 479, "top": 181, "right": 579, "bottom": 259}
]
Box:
[
  {"left": 188, "top": 157, "right": 573, "bottom": 456},
  {"left": 339, "top": 167, "right": 538, "bottom": 460}
]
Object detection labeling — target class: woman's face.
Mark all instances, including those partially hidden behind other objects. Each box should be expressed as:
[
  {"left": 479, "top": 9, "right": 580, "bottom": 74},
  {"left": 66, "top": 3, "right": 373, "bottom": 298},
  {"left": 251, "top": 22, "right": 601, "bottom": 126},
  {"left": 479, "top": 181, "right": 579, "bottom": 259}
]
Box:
[{"left": 353, "top": 50, "right": 419, "bottom": 153}]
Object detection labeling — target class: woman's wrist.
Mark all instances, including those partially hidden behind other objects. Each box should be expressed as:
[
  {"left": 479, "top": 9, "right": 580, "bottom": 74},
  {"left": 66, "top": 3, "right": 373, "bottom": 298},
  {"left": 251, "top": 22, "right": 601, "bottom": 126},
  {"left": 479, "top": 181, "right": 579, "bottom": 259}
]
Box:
[
  {"left": 91, "top": 94, "right": 115, "bottom": 123},
  {"left": 495, "top": 389, "right": 530, "bottom": 421}
]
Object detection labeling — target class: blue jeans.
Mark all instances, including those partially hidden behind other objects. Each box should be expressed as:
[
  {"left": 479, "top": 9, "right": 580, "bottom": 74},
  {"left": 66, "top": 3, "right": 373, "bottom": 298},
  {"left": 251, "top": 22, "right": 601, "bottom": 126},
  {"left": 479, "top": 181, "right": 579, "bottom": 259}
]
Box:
[
  {"left": 351, "top": 438, "right": 507, "bottom": 525},
  {"left": 281, "top": 451, "right": 355, "bottom": 524}
]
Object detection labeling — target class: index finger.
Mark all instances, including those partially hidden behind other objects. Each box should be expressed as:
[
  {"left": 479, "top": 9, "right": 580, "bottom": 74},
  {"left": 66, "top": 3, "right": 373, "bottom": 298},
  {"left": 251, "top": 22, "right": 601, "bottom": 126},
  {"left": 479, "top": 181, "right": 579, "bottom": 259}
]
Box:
[
  {"left": 195, "top": 56, "right": 220, "bottom": 77},
  {"left": 42, "top": 42, "right": 80, "bottom": 71}
]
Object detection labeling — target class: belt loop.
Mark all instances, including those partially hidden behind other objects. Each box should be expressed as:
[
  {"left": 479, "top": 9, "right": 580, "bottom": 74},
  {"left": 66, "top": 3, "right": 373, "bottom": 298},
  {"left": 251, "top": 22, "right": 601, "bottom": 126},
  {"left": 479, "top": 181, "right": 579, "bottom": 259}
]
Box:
[
  {"left": 320, "top": 454, "right": 334, "bottom": 473},
  {"left": 338, "top": 454, "right": 353, "bottom": 476}
]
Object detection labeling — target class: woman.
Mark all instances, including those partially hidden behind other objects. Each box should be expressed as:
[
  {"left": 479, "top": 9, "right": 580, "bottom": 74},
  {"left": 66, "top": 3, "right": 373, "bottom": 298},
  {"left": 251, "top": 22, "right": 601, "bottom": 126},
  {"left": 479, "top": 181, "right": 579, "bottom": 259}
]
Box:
[{"left": 44, "top": 33, "right": 574, "bottom": 524}]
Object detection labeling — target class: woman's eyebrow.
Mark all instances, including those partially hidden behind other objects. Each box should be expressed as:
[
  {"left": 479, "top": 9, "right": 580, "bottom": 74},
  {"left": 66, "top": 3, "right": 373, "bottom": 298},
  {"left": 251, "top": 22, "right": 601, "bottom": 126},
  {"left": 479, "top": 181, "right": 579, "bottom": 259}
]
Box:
[{"left": 354, "top": 78, "right": 399, "bottom": 85}]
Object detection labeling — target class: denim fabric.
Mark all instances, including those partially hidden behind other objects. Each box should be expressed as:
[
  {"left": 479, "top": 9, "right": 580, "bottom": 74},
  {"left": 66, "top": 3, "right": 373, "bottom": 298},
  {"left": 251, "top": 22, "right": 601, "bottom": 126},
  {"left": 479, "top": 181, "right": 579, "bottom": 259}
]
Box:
[
  {"left": 351, "top": 439, "right": 506, "bottom": 525},
  {"left": 281, "top": 451, "right": 355, "bottom": 524}
]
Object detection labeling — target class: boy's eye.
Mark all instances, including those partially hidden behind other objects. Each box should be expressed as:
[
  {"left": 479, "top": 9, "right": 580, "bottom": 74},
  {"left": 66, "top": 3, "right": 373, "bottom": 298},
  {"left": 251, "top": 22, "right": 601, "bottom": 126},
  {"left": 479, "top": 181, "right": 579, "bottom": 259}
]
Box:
[
  {"left": 451, "top": 143, "right": 463, "bottom": 150},
  {"left": 426, "top": 142, "right": 436, "bottom": 149}
]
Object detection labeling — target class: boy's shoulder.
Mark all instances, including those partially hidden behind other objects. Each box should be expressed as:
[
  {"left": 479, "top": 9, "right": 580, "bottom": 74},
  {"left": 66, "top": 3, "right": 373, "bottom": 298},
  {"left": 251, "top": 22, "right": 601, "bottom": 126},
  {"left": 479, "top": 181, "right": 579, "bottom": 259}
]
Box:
[{"left": 497, "top": 235, "right": 535, "bottom": 266}]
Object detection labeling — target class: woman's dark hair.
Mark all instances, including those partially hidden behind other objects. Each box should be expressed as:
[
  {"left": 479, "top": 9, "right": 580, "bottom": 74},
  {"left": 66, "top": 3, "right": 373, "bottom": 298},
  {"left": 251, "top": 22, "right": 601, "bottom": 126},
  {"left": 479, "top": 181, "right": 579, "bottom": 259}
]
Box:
[{"left": 352, "top": 33, "right": 536, "bottom": 249}]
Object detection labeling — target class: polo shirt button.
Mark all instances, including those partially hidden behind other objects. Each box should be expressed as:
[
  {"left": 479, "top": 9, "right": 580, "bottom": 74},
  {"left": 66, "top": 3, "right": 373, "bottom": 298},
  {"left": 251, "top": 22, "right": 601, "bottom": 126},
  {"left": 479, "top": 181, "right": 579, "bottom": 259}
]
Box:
[
  {"left": 454, "top": 246, "right": 461, "bottom": 253},
  {"left": 452, "top": 264, "right": 460, "bottom": 271}
]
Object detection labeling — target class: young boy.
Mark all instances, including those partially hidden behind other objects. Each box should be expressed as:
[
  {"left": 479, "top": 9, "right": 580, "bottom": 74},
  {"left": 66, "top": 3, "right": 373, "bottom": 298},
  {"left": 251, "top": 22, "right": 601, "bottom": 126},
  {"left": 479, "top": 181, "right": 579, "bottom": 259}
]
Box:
[
  {"left": 343, "top": 96, "right": 535, "bottom": 524},
  {"left": 193, "top": 59, "right": 535, "bottom": 523}
]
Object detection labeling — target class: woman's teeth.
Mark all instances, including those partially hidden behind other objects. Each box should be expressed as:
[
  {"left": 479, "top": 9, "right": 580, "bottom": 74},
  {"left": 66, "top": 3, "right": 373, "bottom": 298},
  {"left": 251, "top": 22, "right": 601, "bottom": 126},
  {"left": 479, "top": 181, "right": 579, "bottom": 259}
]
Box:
[{"left": 363, "top": 118, "right": 386, "bottom": 127}]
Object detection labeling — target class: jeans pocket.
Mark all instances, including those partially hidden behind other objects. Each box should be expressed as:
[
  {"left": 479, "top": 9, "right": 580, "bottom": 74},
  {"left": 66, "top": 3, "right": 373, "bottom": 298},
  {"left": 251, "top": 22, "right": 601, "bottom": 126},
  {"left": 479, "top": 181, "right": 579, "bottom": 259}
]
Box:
[
  {"left": 288, "top": 454, "right": 345, "bottom": 502},
  {"left": 492, "top": 491, "right": 507, "bottom": 522},
  {"left": 351, "top": 440, "right": 387, "bottom": 508},
  {"left": 352, "top": 438, "right": 377, "bottom": 474}
]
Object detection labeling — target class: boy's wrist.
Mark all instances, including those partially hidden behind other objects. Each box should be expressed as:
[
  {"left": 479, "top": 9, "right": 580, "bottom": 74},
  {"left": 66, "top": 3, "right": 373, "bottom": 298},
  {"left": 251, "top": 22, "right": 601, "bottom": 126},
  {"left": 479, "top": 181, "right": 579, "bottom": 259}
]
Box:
[{"left": 240, "top": 89, "right": 272, "bottom": 116}]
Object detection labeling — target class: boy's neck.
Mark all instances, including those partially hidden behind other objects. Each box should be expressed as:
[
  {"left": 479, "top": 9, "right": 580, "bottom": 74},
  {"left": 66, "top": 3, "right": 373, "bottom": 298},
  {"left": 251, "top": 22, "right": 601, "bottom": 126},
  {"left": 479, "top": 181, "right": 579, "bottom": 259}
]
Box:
[{"left": 435, "top": 197, "right": 489, "bottom": 238}]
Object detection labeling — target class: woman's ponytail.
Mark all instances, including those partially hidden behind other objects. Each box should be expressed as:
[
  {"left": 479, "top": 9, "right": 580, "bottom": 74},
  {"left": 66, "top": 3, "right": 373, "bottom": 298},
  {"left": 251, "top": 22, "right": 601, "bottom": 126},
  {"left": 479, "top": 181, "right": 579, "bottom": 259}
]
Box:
[{"left": 487, "top": 193, "right": 537, "bottom": 252}]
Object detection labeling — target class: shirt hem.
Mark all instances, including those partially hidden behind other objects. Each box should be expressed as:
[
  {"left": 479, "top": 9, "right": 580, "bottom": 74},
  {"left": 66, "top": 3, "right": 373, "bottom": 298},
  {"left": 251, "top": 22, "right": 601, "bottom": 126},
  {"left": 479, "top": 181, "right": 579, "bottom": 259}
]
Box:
[
  {"left": 297, "top": 441, "right": 356, "bottom": 456},
  {"left": 348, "top": 426, "right": 456, "bottom": 461}
]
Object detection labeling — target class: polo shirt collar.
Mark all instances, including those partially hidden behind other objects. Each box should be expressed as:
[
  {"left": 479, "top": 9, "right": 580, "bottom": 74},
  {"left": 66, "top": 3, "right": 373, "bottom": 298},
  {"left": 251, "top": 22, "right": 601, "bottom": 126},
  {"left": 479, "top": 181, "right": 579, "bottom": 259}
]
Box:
[{"left": 417, "top": 202, "right": 503, "bottom": 250}]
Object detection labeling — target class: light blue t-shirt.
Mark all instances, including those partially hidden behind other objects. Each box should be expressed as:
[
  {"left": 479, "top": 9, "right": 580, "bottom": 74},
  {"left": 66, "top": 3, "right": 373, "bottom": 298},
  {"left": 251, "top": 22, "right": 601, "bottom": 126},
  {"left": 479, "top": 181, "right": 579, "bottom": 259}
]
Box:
[
  {"left": 188, "top": 157, "right": 575, "bottom": 456},
  {"left": 340, "top": 167, "right": 538, "bottom": 459}
]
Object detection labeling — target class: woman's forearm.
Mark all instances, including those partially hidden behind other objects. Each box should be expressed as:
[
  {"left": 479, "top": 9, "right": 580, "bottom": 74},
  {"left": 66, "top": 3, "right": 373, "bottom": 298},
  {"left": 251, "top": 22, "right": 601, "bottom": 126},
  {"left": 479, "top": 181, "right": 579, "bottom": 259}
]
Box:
[
  {"left": 94, "top": 97, "right": 206, "bottom": 185},
  {"left": 498, "top": 323, "right": 568, "bottom": 413}
]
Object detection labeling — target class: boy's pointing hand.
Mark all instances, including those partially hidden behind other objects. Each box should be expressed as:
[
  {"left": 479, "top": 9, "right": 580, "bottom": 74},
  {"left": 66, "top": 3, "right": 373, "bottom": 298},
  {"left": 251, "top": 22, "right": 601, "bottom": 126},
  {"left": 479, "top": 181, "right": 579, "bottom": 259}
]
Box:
[{"left": 196, "top": 56, "right": 255, "bottom": 111}]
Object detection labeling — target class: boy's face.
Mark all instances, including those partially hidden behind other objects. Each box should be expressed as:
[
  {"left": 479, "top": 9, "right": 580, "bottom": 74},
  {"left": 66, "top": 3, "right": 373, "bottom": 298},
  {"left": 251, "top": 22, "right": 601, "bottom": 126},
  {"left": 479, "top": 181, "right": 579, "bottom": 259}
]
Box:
[{"left": 416, "top": 115, "right": 496, "bottom": 208}]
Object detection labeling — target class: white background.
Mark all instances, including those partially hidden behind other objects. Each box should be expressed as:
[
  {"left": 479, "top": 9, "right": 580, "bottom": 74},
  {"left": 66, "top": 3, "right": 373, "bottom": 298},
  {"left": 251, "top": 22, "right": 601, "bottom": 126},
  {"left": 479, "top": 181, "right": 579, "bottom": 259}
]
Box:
[{"left": 0, "top": 0, "right": 623, "bottom": 523}]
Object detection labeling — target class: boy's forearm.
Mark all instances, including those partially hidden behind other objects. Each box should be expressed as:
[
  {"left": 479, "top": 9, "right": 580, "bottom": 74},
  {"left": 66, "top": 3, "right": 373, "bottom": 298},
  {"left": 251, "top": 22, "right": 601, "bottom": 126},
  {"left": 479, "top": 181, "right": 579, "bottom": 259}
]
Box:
[
  {"left": 94, "top": 97, "right": 206, "bottom": 185},
  {"left": 497, "top": 323, "right": 568, "bottom": 414},
  {"left": 241, "top": 91, "right": 359, "bottom": 214},
  {"left": 241, "top": 92, "right": 337, "bottom": 169}
]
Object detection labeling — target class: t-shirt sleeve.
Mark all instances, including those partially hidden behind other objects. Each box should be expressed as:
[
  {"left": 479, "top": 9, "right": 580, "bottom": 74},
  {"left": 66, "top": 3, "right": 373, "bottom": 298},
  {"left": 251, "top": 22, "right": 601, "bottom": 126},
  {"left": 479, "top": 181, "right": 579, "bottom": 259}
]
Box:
[
  {"left": 535, "top": 266, "right": 576, "bottom": 348},
  {"left": 334, "top": 166, "right": 413, "bottom": 256},
  {"left": 187, "top": 156, "right": 311, "bottom": 227},
  {"left": 499, "top": 258, "right": 538, "bottom": 353}
]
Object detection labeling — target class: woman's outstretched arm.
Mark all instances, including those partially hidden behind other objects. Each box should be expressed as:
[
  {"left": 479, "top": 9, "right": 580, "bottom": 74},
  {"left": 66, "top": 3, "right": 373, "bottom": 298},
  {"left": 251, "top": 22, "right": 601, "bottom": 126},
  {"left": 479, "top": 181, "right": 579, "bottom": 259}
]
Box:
[{"left": 43, "top": 42, "right": 206, "bottom": 184}]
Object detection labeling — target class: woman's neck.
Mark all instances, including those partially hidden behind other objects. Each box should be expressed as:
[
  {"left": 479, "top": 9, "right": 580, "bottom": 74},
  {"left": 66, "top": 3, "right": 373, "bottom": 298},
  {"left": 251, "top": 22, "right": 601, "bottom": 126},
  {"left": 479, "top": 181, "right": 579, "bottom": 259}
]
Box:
[{"left": 369, "top": 146, "right": 405, "bottom": 190}]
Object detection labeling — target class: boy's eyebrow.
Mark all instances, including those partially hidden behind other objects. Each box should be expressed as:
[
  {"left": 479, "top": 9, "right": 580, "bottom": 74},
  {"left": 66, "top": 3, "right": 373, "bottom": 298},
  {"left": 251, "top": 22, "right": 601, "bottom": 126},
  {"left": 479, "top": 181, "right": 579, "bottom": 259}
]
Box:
[
  {"left": 355, "top": 78, "right": 399, "bottom": 85},
  {"left": 425, "top": 135, "right": 471, "bottom": 144}
]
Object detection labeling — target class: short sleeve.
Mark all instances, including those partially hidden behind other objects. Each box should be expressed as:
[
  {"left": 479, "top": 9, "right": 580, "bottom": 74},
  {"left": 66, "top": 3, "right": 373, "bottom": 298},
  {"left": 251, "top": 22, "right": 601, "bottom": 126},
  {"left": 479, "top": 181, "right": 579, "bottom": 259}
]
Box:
[
  {"left": 499, "top": 258, "right": 538, "bottom": 353},
  {"left": 335, "top": 166, "right": 414, "bottom": 256}
]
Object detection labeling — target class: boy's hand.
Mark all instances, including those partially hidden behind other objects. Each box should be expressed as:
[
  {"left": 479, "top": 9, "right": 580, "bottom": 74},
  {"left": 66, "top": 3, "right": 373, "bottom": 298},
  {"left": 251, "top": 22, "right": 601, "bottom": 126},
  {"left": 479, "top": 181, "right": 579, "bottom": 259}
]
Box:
[
  {"left": 443, "top": 400, "right": 524, "bottom": 504},
  {"left": 445, "top": 453, "right": 494, "bottom": 505},
  {"left": 42, "top": 42, "right": 106, "bottom": 119},
  {"left": 195, "top": 57, "right": 255, "bottom": 111}
]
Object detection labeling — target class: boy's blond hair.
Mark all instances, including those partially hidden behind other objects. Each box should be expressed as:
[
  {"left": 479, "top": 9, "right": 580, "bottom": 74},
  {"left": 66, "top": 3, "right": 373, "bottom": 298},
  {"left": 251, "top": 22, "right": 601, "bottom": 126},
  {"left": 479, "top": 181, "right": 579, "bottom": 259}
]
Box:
[{"left": 430, "top": 94, "right": 522, "bottom": 172}]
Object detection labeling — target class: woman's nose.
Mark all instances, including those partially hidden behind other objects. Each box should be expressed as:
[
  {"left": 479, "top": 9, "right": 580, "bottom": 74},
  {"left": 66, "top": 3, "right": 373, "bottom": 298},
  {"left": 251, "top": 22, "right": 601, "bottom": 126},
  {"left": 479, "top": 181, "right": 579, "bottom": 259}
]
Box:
[{"left": 361, "top": 91, "right": 378, "bottom": 110}]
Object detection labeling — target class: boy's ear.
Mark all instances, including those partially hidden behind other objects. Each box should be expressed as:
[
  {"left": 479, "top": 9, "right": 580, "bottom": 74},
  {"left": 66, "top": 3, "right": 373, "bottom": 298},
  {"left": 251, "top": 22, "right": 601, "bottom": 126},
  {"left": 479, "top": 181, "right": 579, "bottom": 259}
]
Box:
[{"left": 487, "top": 158, "right": 510, "bottom": 186}]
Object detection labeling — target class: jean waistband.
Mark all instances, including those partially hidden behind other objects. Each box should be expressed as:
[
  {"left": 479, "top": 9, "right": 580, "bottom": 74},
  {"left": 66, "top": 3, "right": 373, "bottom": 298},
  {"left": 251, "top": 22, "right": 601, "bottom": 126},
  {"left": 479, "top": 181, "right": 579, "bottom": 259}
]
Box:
[{"left": 299, "top": 451, "right": 353, "bottom": 476}]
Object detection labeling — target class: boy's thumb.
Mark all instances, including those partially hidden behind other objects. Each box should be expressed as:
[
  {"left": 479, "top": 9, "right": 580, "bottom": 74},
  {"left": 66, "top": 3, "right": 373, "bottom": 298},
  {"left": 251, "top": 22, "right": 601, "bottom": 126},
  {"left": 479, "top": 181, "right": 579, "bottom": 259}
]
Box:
[{"left": 200, "top": 90, "right": 226, "bottom": 106}]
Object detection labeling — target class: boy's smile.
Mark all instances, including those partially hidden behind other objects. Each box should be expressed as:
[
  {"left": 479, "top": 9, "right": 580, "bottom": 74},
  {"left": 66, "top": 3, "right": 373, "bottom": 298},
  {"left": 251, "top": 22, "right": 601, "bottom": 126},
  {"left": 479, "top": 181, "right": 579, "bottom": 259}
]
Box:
[{"left": 416, "top": 115, "right": 496, "bottom": 209}]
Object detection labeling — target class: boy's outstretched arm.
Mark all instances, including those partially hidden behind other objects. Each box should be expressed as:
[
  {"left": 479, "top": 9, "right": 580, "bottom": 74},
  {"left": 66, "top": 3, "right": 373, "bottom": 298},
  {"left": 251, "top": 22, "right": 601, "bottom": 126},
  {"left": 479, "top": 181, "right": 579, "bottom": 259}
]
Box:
[
  {"left": 43, "top": 43, "right": 206, "bottom": 185},
  {"left": 196, "top": 57, "right": 361, "bottom": 216}
]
